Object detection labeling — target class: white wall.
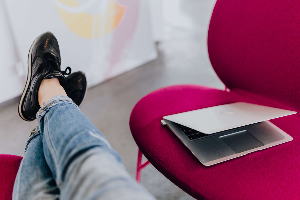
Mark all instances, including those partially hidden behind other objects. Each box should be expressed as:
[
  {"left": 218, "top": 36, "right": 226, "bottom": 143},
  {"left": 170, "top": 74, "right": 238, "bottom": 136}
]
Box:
[
  {"left": 0, "top": 2, "right": 24, "bottom": 104},
  {"left": 148, "top": 0, "right": 163, "bottom": 42}
]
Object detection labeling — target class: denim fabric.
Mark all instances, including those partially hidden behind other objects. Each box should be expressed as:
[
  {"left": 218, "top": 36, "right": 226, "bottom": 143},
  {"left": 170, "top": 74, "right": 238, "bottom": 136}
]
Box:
[{"left": 13, "top": 95, "right": 155, "bottom": 200}]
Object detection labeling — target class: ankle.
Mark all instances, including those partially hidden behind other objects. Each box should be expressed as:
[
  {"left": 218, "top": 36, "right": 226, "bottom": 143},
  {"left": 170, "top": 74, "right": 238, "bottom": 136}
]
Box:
[{"left": 38, "top": 78, "right": 67, "bottom": 107}]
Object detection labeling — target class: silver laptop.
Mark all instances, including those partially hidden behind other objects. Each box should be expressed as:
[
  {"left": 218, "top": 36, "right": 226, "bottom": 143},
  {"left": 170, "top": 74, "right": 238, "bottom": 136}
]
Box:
[{"left": 162, "top": 102, "right": 296, "bottom": 166}]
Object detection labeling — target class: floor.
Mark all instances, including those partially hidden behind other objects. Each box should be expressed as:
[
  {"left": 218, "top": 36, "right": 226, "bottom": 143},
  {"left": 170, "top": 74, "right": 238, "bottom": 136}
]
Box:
[{"left": 0, "top": 0, "right": 223, "bottom": 199}]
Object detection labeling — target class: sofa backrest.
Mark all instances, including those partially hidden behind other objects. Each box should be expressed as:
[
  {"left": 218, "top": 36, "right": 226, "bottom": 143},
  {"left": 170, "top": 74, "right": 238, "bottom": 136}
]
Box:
[{"left": 208, "top": 0, "right": 300, "bottom": 110}]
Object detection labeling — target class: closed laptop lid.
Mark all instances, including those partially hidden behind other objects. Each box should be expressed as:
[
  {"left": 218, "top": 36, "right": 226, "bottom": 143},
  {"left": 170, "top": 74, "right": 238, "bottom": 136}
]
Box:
[{"left": 163, "top": 102, "right": 296, "bottom": 134}]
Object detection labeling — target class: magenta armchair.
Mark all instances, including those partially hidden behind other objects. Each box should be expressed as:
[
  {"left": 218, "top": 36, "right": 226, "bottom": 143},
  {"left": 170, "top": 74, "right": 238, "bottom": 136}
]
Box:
[
  {"left": 0, "top": 155, "right": 22, "bottom": 200},
  {"left": 130, "top": 0, "right": 300, "bottom": 199}
]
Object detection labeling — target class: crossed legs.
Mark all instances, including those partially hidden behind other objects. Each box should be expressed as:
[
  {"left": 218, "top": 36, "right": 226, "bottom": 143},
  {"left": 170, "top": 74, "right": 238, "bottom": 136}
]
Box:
[{"left": 13, "top": 79, "right": 155, "bottom": 200}]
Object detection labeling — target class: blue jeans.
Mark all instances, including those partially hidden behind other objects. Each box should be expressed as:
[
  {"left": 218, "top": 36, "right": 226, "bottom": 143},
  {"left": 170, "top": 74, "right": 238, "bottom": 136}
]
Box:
[{"left": 13, "top": 96, "right": 155, "bottom": 200}]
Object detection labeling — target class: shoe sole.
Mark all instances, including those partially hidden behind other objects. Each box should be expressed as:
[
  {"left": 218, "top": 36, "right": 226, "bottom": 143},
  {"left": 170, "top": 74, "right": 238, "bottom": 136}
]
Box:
[
  {"left": 18, "top": 33, "right": 48, "bottom": 121},
  {"left": 78, "top": 71, "right": 87, "bottom": 108}
]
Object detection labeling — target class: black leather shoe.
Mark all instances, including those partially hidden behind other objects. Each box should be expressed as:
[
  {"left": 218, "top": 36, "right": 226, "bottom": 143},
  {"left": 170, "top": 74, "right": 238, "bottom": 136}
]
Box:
[
  {"left": 18, "top": 32, "right": 71, "bottom": 121},
  {"left": 65, "top": 71, "right": 87, "bottom": 106}
]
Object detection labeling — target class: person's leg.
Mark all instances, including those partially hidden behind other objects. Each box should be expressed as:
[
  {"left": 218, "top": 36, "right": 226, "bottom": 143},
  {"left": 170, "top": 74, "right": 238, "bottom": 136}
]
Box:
[
  {"left": 37, "top": 79, "right": 155, "bottom": 200},
  {"left": 14, "top": 72, "right": 88, "bottom": 200},
  {"left": 13, "top": 126, "right": 59, "bottom": 200}
]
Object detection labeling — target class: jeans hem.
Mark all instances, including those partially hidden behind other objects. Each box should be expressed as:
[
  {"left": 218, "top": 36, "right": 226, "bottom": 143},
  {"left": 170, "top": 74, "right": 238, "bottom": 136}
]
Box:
[{"left": 37, "top": 95, "right": 77, "bottom": 123}]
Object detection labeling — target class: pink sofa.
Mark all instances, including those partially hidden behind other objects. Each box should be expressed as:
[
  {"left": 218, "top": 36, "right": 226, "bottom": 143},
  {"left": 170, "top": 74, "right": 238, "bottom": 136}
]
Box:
[{"left": 130, "top": 0, "right": 300, "bottom": 199}]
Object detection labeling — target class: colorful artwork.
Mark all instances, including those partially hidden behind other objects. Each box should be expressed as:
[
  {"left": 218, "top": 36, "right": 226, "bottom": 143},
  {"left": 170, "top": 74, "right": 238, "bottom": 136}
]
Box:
[
  {"left": 3, "top": 0, "right": 157, "bottom": 88},
  {"left": 55, "top": 0, "right": 126, "bottom": 38}
]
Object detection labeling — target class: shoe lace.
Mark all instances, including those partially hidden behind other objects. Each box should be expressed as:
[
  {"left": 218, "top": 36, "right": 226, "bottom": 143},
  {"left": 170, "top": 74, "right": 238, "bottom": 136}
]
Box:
[{"left": 62, "top": 66, "right": 72, "bottom": 75}]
